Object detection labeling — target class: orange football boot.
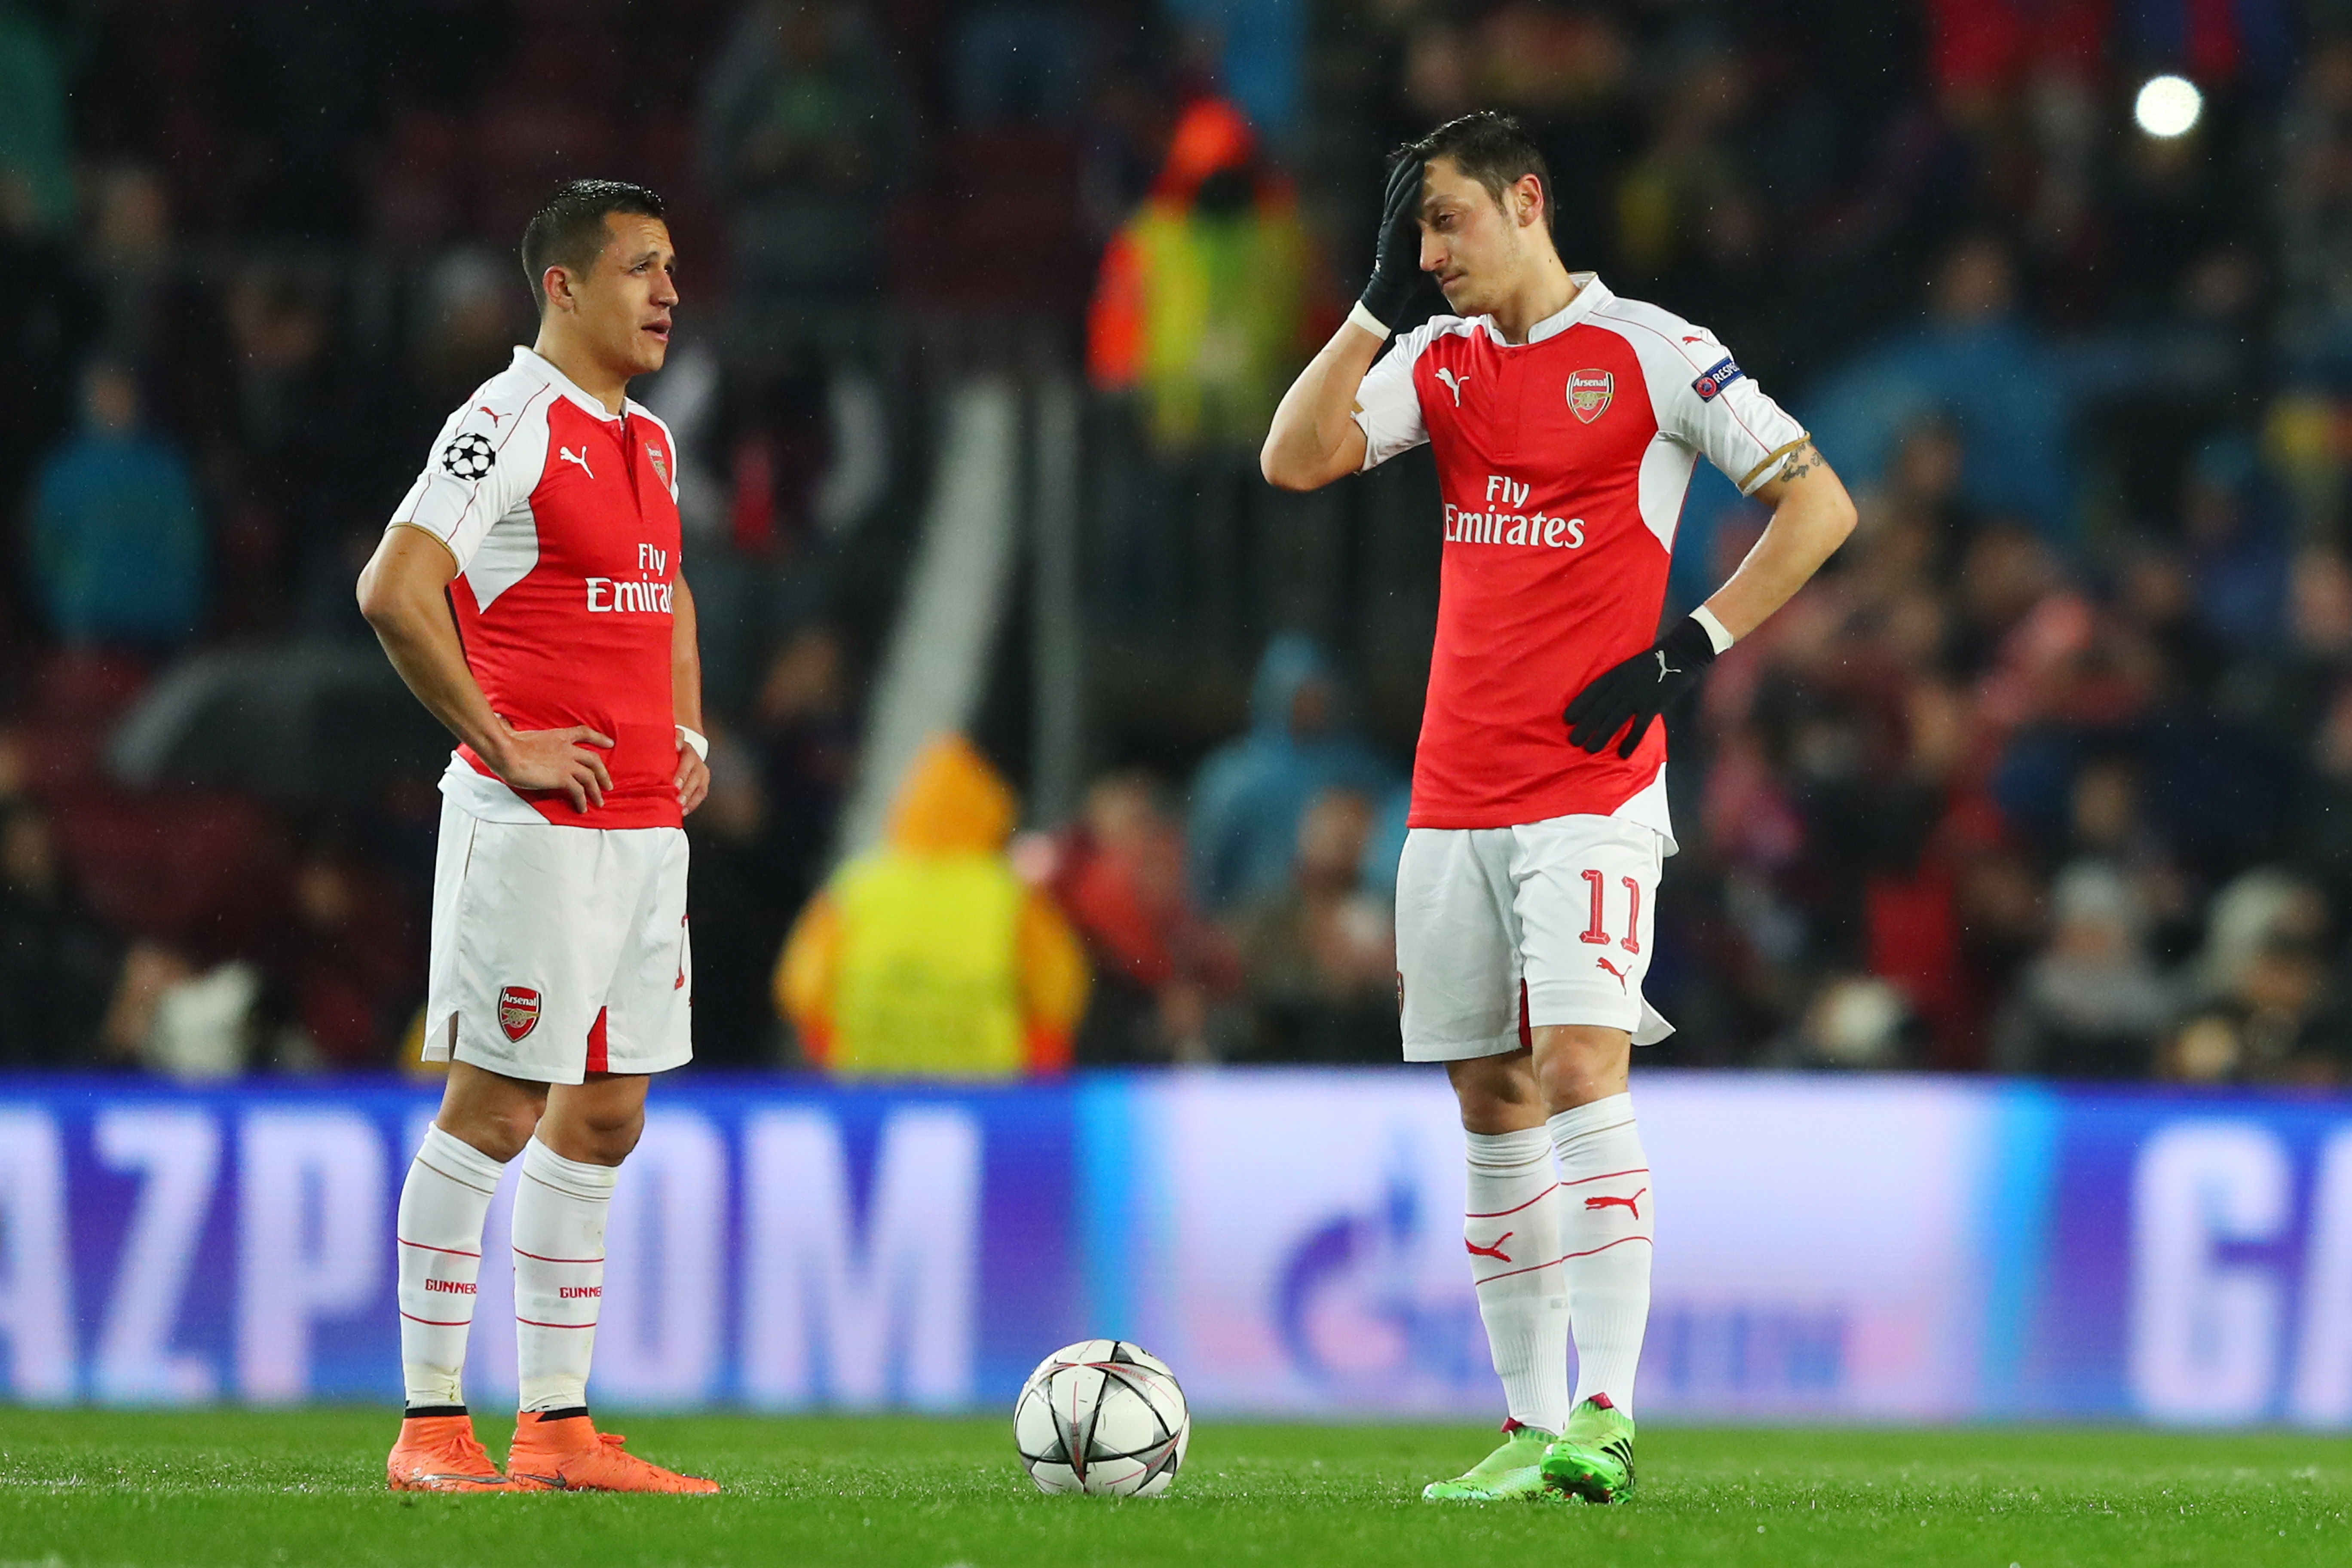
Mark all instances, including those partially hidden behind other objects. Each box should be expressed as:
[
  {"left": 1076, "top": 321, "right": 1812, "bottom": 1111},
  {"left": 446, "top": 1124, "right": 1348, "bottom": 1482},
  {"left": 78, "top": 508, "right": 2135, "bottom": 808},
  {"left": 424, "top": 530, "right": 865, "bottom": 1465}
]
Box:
[
  {"left": 504, "top": 1410, "right": 720, "bottom": 1494},
  {"left": 387, "top": 1413, "right": 511, "bottom": 1492}
]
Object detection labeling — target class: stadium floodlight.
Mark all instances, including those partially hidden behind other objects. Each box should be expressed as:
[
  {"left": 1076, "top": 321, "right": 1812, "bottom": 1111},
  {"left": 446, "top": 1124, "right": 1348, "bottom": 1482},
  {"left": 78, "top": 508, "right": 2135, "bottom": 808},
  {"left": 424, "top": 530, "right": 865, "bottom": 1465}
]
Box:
[{"left": 2134, "top": 74, "right": 2203, "bottom": 138}]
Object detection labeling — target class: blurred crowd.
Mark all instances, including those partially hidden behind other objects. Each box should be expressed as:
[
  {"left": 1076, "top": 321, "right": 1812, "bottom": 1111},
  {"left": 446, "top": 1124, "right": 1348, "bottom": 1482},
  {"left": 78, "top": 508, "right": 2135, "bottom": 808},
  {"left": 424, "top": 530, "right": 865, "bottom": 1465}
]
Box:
[{"left": 6, "top": 0, "right": 2352, "bottom": 1085}]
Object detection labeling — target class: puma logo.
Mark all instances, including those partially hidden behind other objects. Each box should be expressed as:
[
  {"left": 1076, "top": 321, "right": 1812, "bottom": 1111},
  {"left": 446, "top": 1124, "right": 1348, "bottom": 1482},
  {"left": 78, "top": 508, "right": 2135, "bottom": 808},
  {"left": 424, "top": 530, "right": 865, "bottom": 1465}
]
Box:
[
  {"left": 1465, "top": 1231, "right": 1514, "bottom": 1262},
  {"left": 1585, "top": 1188, "right": 1646, "bottom": 1219},
  {"left": 1435, "top": 368, "right": 1470, "bottom": 406},
  {"left": 1681, "top": 334, "right": 1706, "bottom": 344},
  {"left": 558, "top": 445, "right": 594, "bottom": 478},
  {"left": 1596, "top": 955, "right": 1630, "bottom": 991},
  {"left": 1654, "top": 649, "right": 1678, "bottom": 680},
  {"left": 478, "top": 405, "right": 504, "bottom": 426}
]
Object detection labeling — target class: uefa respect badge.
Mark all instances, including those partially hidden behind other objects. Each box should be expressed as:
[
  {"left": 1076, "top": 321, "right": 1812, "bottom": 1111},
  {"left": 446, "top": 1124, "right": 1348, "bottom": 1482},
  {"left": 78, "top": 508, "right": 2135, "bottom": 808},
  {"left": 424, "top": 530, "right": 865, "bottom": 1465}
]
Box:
[
  {"left": 1567, "top": 369, "right": 1615, "bottom": 423},
  {"left": 1691, "top": 355, "right": 1745, "bottom": 401}
]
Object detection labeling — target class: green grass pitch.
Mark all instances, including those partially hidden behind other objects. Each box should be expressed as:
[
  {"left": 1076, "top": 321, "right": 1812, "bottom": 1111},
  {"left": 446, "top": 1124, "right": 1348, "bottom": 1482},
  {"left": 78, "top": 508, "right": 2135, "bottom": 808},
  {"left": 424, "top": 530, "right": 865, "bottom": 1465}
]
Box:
[{"left": 3, "top": 1410, "right": 2348, "bottom": 1567}]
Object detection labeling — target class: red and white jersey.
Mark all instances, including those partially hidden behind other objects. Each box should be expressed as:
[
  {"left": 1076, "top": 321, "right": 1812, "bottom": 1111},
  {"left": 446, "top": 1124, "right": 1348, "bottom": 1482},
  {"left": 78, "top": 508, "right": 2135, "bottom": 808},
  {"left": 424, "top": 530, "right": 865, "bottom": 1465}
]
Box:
[
  {"left": 1353, "top": 274, "right": 1807, "bottom": 837},
  {"left": 389, "top": 347, "right": 685, "bottom": 830}
]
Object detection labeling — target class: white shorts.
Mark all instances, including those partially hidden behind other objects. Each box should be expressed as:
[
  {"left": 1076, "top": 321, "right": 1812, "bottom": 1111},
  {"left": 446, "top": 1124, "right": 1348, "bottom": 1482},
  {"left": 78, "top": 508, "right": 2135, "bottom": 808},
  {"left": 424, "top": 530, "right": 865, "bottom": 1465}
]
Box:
[
  {"left": 423, "top": 796, "right": 693, "bottom": 1084},
  {"left": 1395, "top": 813, "right": 1672, "bottom": 1062}
]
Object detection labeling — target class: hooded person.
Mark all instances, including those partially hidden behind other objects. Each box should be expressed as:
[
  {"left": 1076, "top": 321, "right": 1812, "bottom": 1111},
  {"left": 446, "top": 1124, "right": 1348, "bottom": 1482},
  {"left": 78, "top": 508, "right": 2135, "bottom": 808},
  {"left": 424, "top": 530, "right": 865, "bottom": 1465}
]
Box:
[
  {"left": 1187, "top": 633, "right": 1399, "bottom": 913},
  {"left": 775, "top": 735, "right": 1088, "bottom": 1076},
  {"left": 1087, "top": 97, "right": 1331, "bottom": 453}
]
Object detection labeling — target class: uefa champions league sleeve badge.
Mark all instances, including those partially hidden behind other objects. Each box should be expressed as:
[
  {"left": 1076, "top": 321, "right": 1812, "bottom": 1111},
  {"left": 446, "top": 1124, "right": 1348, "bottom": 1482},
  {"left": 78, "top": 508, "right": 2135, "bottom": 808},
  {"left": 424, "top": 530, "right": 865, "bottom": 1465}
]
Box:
[{"left": 441, "top": 431, "right": 496, "bottom": 480}]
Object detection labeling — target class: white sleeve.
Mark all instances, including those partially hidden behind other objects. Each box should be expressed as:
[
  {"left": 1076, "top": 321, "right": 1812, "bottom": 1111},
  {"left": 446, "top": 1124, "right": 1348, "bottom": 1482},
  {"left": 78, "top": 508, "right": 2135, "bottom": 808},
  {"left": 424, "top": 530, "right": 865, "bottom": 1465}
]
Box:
[
  {"left": 1350, "top": 322, "right": 1443, "bottom": 472},
  {"left": 387, "top": 388, "right": 547, "bottom": 572},
  {"left": 1660, "top": 324, "right": 1810, "bottom": 496}
]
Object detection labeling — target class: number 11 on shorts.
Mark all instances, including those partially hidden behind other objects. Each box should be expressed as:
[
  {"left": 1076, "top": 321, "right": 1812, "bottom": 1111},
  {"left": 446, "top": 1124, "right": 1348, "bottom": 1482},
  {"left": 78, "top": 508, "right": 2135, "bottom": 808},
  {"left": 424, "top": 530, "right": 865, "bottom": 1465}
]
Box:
[{"left": 1579, "top": 869, "right": 1641, "bottom": 953}]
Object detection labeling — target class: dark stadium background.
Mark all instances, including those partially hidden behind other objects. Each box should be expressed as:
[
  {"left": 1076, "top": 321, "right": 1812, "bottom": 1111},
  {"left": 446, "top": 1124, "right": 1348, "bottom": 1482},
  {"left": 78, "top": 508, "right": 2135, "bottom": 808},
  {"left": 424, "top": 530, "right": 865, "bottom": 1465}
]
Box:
[{"left": 0, "top": 0, "right": 2336, "bottom": 1088}]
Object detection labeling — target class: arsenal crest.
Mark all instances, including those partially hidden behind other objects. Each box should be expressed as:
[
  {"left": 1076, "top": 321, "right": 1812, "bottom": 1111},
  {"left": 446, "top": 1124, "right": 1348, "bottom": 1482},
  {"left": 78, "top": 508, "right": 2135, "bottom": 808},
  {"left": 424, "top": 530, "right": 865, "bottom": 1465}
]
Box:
[
  {"left": 1568, "top": 369, "right": 1614, "bottom": 423},
  {"left": 646, "top": 442, "right": 669, "bottom": 485},
  {"left": 497, "top": 985, "right": 542, "bottom": 1042}
]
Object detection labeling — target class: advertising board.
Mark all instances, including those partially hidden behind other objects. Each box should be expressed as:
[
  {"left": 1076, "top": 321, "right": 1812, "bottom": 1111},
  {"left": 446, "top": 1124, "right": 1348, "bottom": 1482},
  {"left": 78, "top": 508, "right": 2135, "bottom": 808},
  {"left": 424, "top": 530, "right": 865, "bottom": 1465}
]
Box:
[{"left": 4, "top": 1072, "right": 2350, "bottom": 1424}]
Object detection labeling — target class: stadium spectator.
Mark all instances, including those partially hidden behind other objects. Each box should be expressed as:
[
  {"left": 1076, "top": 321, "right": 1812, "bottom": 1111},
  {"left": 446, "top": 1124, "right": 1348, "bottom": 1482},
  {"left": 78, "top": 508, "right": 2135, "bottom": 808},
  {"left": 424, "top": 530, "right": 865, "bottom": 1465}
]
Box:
[
  {"left": 775, "top": 735, "right": 1090, "bottom": 1077},
  {"left": 1045, "top": 770, "right": 1240, "bottom": 1063},
  {"left": 265, "top": 839, "right": 418, "bottom": 1071},
  {"left": 2181, "top": 436, "right": 2290, "bottom": 654},
  {"left": 1612, "top": 48, "right": 1767, "bottom": 335},
  {"left": 1088, "top": 97, "right": 1328, "bottom": 454},
  {"left": 406, "top": 247, "right": 528, "bottom": 417},
  {"left": 98, "top": 942, "right": 262, "bottom": 1080},
  {"left": 1991, "top": 861, "right": 2171, "bottom": 1078},
  {"left": 82, "top": 163, "right": 174, "bottom": 358},
  {"left": 2216, "top": 547, "right": 2352, "bottom": 755},
  {"left": 28, "top": 358, "right": 205, "bottom": 649},
  {"left": 1186, "top": 632, "right": 1396, "bottom": 913},
  {"left": 699, "top": 0, "right": 913, "bottom": 306},
  {"left": 1225, "top": 785, "right": 1395, "bottom": 1063},
  {"left": 214, "top": 262, "right": 369, "bottom": 633},
  {"left": 2160, "top": 868, "right": 2345, "bottom": 1085},
  {"left": 1807, "top": 236, "right": 2076, "bottom": 551},
  {"left": 0, "top": 0, "right": 73, "bottom": 237},
  {"left": 1780, "top": 975, "right": 1921, "bottom": 1072},
  {"left": 0, "top": 802, "right": 120, "bottom": 1069},
  {"left": 2281, "top": 36, "right": 2352, "bottom": 374}
]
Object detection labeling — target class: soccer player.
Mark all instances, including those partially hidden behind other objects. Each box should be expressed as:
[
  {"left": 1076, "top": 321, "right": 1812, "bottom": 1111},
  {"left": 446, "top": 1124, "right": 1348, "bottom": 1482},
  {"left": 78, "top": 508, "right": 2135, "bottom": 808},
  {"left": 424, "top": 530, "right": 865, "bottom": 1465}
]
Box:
[
  {"left": 360, "top": 179, "right": 718, "bottom": 1494},
  {"left": 1262, "top": 113, "right": 1856, "bottom": 1503}
]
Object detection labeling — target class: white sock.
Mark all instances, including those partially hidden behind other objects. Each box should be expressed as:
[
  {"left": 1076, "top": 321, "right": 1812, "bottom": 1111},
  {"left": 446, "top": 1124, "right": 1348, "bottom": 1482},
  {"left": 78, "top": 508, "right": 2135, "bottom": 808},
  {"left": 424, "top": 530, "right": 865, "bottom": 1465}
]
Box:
[
  {"left": 396, "top": 1124, "right": 507, "bottom": 1409},
  {"left": 1547, "top": 1093, "right": 1653, "bottom": 1418},
  {"left": 511, "top": 1137, "right": 617, "bottom": 1412},
  {"left": 1463, "top": 1127, "right": 1571, "bottom": 1436}
]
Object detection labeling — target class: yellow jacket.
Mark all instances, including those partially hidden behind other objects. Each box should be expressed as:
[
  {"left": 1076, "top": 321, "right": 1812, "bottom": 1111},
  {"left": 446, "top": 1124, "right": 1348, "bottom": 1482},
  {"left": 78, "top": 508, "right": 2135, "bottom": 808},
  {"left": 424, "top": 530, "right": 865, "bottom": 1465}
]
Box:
[
  {"left": 775, "top": 736, "right": 1088, "bottom": 1077},
  {"left": 1086, "top": 100, "right": 1321, "bottom": 453}
]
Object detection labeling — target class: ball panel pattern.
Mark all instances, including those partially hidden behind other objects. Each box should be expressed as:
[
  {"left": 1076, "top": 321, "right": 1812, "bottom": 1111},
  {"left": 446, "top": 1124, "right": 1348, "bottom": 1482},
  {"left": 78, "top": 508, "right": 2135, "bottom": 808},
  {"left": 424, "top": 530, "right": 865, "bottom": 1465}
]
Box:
[{"left": 1013, "top": 1338, "right": 1191, "bottom": 1498}]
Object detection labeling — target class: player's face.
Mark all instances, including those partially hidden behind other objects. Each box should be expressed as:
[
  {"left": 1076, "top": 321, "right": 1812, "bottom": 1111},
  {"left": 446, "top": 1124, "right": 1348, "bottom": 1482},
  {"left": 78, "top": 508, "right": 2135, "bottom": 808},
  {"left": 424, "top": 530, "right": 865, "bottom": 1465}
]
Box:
[
  {"left": 574, "top": 214, "right": 679, "bottom": 378},
  {"left": 1418, "top": 158, "right": 1540, "bottom": 316}
]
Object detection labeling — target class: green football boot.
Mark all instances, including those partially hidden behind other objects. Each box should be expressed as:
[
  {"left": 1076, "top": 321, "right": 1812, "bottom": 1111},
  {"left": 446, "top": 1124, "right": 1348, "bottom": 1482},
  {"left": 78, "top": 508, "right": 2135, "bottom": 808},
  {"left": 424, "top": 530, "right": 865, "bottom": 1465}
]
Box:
[
  {"left": 1538, "top": 1395, "right": 1636, "bottom": 1503},
  {"left": 1420, "top": 1422, "right": 1562, "bottom": 1503}
]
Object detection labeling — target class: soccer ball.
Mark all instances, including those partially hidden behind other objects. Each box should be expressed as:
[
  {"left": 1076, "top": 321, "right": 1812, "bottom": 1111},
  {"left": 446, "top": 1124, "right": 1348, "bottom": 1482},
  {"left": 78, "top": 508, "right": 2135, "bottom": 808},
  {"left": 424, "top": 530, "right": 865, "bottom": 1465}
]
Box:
[{"left": 1013, "top": 1339, "right": 1190, "bottom": 1497}]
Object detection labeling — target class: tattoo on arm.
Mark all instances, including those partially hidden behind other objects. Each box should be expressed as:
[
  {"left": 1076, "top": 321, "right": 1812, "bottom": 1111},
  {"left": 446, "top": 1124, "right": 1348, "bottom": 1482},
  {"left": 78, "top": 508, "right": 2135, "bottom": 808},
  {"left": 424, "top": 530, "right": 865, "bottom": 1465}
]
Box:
[{"left": 1776, "top": 441, "right": 1823, "bottom": 485}]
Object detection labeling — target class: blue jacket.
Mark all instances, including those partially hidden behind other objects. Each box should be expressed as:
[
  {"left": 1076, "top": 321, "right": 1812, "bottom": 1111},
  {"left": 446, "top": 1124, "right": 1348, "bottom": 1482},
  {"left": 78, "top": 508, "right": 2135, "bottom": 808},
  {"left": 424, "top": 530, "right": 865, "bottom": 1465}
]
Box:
[
  {"left": 1187, "top": 634, "right": 1396, "bottom": 911},
  {"left": 30, "top": 431, "right": 205, "bottom": 647},
  {"left": 1807, "top": 316, "right": 2075, "bottom": 547}
]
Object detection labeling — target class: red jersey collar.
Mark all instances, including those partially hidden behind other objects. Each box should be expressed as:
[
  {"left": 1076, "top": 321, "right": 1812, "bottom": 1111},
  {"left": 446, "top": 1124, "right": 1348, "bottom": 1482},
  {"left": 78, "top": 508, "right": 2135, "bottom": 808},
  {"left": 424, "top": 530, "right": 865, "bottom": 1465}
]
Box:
[
  {"left": 509, "top": 346, "right": 649, "bottom": 424},
  {"left": 1479, "top": 272, "right": 1610, "bottom": 347}
]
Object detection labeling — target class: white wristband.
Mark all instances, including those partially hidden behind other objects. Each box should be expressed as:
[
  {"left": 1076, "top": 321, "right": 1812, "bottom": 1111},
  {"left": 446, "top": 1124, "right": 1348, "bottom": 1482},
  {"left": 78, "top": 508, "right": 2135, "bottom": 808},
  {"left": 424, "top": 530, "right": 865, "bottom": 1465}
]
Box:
[
  {"left": 1347, "top": 300, "right": 1393, "bottom": 341},
  {"left": 1690, "top": 606, "right": 1735, "bottom": 655},
  {"left": 676, "top": 725, "right": 708, "bottom": 763}
]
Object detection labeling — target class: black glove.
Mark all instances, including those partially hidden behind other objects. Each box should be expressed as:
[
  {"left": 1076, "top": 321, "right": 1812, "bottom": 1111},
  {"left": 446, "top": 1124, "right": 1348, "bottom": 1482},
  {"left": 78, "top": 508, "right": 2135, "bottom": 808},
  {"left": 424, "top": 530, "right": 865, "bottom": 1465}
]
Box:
[
  {"left": 1564, "top": 616, "right": 1721, "bottom": 759},
  {"left": 1357, "top": 155, "right": 1429, "bottom": 333}
]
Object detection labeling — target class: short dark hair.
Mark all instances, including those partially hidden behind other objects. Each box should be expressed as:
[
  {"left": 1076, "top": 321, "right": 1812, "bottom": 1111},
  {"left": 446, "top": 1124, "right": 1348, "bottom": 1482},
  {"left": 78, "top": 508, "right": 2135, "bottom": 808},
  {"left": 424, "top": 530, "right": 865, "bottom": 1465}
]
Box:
[
  {"left": 520, "top": 179, "right": 667, "bottom": 309},
  {"left": 1394, "top": 111, "right": 1555, "bottom": 233}
]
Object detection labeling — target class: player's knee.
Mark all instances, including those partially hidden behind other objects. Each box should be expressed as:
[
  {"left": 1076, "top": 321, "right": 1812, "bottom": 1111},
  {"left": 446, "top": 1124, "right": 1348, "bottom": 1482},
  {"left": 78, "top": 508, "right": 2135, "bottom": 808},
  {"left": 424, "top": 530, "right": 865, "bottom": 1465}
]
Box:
[
  {"left": 1448, "top": 1055, "right": 1542, "bottom": 1134},
  {"left": 1530, "top": 1026, "right": 1630, "bottom": 1111},
  {"left": 571, "top": 1106, "right": 644, "bottom": 1164},
  {"left": 441, "top": 1103, "right": 539, "bottom": 1164},
  {"left": 1453, "top": 1084, "right": 1524, "bottom": 1134}
]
